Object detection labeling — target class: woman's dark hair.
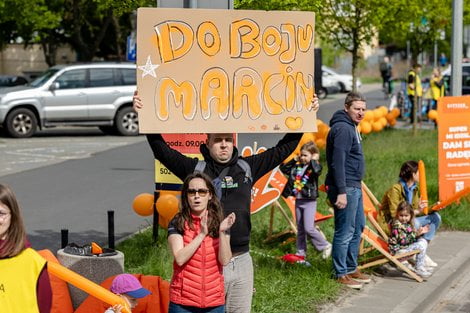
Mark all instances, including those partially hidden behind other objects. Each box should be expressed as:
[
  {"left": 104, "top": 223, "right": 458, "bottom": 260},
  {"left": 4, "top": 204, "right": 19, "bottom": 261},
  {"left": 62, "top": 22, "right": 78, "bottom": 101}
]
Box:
[
  {"left": 172, "top": 172, "right": 224, "bottom": 238},
  {"left": 399, "top": 160, "right": 419, "bottom": 182},
  {"left": 395, "top": 201, "right": 415, "bottom": 227},
  {"left": 0, "top": 184, "right": 27, "bottom": 258}
]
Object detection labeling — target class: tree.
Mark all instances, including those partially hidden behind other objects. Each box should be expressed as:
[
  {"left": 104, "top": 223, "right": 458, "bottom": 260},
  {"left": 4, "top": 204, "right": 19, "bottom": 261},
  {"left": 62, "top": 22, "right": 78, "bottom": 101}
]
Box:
[
  {"left": 379, "top": 0, "right": 452, "bottom": 65},
  {"left": 314, "top": 0, "right": 391, "bottom": 92},
  {"left": 0, "top": 0, "right": 62, "bottom": 66}
]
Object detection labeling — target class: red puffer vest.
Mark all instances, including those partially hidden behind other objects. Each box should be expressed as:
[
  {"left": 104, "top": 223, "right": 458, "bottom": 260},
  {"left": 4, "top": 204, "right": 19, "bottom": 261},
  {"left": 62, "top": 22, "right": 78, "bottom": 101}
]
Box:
[{"left": 169, "top": 216, "right": 225, "bottom": 308}]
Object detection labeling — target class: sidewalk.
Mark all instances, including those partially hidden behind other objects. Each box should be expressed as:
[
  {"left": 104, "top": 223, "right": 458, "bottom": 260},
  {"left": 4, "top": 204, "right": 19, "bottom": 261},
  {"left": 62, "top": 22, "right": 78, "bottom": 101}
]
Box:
[{"left": 318, "top": 231, "right": 470, "bottom": 313}]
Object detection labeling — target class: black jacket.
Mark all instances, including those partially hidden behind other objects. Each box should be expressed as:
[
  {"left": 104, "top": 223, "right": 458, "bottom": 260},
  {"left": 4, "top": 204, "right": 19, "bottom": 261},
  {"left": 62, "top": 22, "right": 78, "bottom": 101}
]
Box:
[
  {"left": 325, "top": 110, "right": 365, "bottom": 198},
  {"left": 146, "top": 133, "right": 302, "bottom": 254},
  {"left": 280, "top": 159, "right": 322, "bottom": 199}
]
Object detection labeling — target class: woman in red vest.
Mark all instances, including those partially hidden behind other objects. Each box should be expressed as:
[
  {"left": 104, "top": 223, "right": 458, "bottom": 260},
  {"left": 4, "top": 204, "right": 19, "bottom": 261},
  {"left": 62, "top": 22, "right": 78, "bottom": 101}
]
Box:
[
  {"left": 0, "top": 183, "right": 52, "bottom": 313},
  {"left": 168, "top": 172, "right": 235, "bottom": 313}
]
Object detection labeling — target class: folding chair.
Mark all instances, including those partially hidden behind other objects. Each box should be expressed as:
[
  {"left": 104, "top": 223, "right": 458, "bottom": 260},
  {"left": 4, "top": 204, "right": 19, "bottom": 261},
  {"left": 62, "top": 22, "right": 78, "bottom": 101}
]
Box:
[
  {"left": 361, "top": 181, "right": 388, "bottom": 239},
  {"left": 358, "top": 226, "right": 423, "bottom": 282}
]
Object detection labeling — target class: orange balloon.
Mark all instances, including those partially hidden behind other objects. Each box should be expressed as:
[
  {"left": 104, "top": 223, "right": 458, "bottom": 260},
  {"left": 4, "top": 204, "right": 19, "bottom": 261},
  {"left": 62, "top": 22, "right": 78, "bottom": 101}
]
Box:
[
  {"left": 385, "top": 112, "right": 395, "bottom": 123},
  {"left": 158, "top": 215, "right": 169, "bottom": 229},
  {"left": 364, "top": 110, "right": 374, "bottom": 122},
  {"left": 428, "top": 109, "right": 438, "bottom": 121},
  {"left": 315, "top": 138, "right": 326, "bottom": 149},
  {"left": 372, "top": 121, "right": 383, "bottom": 132},
  {"left": 379, "top": 117, "right": 388, "bottom": 127},
  {"left": 316, "top": 123, "right": 330, "bottom": 139},
  {"left": 378, "top": 105, "right": 388, "bottom": 116},
  {"left": 389, "top": 118, "right": 397, "bottom": 126},
  {"left": 373, "top": 109, "right": 383, "bottom": 120},
  {"left": 132, "top": 193, "right": 154, "bottom": 216},
  {"left": 299, "top": 132, "right": 315, "bottom": 147},
  {"left": 360, "top": 121, "right": 372, "bottom": 134},
  {"left": 156, "top": 194, "right": 179, "bottom": 221},
  {"left": 391, "top": 108, "right": 400, "bottom": 118}
]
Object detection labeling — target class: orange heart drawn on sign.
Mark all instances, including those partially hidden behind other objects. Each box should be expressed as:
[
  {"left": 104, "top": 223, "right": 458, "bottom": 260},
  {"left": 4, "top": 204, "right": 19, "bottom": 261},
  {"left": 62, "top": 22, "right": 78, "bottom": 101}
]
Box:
[{"left": 285, "top": 116, "right": 303, "bottom": 130}]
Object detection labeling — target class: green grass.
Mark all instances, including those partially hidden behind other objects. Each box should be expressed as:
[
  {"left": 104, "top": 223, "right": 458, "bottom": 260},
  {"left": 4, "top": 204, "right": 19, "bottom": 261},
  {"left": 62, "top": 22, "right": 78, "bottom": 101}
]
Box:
[{"left": 117, "top": 128, "right": 470, "bottom": 313}]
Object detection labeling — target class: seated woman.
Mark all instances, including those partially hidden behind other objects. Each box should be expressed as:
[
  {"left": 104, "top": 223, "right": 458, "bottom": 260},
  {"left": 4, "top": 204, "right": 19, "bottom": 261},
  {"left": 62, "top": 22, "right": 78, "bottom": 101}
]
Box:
[{"left": 378, "top": 160, "right": 441, "bottom": 268}]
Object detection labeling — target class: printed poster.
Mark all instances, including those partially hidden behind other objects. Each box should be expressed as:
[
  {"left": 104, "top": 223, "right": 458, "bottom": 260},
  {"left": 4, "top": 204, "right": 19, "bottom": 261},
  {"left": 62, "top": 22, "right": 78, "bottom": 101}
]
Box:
[{"left": 438, "top": 96, "right": 470, "bottom": 200}]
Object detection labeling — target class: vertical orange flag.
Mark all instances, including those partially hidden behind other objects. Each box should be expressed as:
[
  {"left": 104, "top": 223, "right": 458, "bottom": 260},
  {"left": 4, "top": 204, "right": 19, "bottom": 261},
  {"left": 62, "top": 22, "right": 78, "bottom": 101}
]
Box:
[{"left": 418, "top": 160, "right": 428, "bottom": 215}]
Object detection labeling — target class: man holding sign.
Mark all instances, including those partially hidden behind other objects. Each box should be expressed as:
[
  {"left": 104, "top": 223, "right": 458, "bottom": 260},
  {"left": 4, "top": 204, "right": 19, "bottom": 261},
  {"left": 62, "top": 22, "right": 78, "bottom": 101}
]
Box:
[
  {"left": 134, "top": 94, "right": 318, "bottom": 312},
  {"left": 135, "top": 7, "right": 319, "bottom": 312}
]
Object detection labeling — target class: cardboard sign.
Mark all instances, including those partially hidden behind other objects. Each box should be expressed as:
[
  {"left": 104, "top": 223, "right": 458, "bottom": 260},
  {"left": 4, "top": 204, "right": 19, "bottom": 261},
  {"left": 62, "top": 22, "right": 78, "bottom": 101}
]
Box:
[
  {"left": 438, "top": 96, "right": 470, "bottom": 200},
  {"left": 136, "top": 8, "right": 316, "bottom": 133}
]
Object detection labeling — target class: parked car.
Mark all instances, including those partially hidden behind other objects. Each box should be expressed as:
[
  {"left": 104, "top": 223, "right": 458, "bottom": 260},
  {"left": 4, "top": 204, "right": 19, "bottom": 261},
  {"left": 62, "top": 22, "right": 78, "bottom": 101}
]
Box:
[
  {"left": 0, "top": 75, "right": 29, "bottom": 87},
  {"left": 322, "top": 66, "right": 362, "bottom": 92},
  {"left": 442, "top": 63, "right": 470, "bottom": 95},
  {"left": 0, "top": 63, "right": 137, "bottom": 138}
]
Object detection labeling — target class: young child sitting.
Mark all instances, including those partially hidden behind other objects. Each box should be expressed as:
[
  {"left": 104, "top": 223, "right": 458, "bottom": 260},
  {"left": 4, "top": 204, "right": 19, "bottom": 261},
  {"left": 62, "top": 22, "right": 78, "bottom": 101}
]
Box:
[
  {"left": 388, "top": 201, "right": 432, "bottom": 278},
  {"left": 105, "top": 273, "right": 151, "bottom": 313}
]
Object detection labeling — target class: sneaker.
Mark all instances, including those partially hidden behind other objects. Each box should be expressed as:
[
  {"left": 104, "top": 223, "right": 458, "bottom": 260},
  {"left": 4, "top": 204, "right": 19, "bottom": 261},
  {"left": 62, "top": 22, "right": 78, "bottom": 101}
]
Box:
[
  {"left": 401, "top": 261, "right": 416, "bottom": 272},
  {"left": 337, "top": 275, "right": 362, "bottom": 290},
  {"left": 424, "top": 255, "right": 438, "bottom": 267},
  {"left": 348, "top": 270, "right": 371, "bottom": 284},
  {"left": 415, "top": 266, "right": 432, "bottom": 278},
  {"left": 322, "top": 244, "right": 332, "bottom": 259},
  {"left": 295, "top": 250, "right": 306, "bottom": 258}
]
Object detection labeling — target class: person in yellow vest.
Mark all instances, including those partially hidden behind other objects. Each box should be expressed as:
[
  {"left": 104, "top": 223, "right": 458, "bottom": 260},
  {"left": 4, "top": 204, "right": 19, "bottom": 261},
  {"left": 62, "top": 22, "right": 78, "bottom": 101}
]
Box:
[
  {"left": 0, "top": 183, "right": 52, "bottom": 313},
  {"left": 430, "top": 67, "right": 445, "bottom": 110},
  {"left": 407, "top": 64, "right": 423, "bottom": 123}
]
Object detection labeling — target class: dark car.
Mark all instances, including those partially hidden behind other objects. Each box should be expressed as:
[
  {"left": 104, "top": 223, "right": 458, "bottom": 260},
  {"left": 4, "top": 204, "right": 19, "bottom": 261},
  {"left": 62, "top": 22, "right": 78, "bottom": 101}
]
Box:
[
  {"left": 442, "top": 63, "right": 470, "bottom": 95},
  {"left": 0, "top": 75, "right": 29, "bottom": 87}
]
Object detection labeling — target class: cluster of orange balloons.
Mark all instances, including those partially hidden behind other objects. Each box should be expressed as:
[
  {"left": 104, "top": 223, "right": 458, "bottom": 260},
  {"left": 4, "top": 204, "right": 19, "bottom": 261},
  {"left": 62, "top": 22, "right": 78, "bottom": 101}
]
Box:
[
  {"left": 358, "top": 106, "right": 400, "bottom": 134},
  {"left": 284, "top": 119, "right": 330, "bottom": 162},
  {"left": 132, "top": 192, "right": 180, "bottom": 228}
]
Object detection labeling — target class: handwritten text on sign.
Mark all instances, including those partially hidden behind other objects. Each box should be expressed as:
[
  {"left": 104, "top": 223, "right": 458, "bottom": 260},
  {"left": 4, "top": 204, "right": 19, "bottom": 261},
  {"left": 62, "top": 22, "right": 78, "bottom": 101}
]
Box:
[{"left": 136, "top": 8, "right": 316, "bottom": 133}]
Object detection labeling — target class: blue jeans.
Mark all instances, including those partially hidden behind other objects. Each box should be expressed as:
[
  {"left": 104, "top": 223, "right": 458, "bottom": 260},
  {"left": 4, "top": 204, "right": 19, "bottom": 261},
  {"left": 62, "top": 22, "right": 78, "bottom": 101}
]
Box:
[
  {"left": 331, "top": 187, "right": 365, "bottom": 277},
  {"left": 414, "top": 212, "right": 441, "bottom": 241},
  {"left": 169, "top": 302, "right": 225, "bottom": 313}
]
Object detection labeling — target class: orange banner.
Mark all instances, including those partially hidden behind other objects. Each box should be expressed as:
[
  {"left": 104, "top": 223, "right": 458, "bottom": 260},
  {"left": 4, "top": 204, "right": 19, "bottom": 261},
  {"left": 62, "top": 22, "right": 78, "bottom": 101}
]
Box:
[{"left": 438, "top": 96, "right": 470, "bottom": 200}]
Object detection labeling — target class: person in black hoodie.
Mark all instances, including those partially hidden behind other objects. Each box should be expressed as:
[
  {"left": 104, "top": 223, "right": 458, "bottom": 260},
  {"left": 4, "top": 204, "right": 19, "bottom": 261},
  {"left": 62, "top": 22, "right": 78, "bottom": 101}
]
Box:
[
  {"left": 133, "top": 92, "right": 319, "bottom": 313},
  {"left": 325, "top": 92, "right": 368, "bottom": 290},
  {"left": 280, "top": 141, "right": 331, "bottom": 259}
]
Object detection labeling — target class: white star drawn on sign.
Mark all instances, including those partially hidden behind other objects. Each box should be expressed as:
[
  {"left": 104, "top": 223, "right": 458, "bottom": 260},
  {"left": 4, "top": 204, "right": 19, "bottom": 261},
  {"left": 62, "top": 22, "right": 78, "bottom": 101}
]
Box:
[{"left": 138, "top": 55, "right": 159, "bottom": 78}]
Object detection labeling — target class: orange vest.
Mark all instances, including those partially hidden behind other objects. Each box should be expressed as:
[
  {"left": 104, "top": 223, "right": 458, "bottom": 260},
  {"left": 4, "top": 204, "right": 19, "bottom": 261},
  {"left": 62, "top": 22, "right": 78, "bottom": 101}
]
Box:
[{"left": 170, "top": 217, "right": 224, "bottom": 308}]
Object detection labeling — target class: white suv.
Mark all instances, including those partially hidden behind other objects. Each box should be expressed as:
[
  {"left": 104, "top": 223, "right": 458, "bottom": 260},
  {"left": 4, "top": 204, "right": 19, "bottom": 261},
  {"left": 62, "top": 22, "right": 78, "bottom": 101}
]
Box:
[{"left": 0, "top": 63, "right": 137, "bottom": 138}]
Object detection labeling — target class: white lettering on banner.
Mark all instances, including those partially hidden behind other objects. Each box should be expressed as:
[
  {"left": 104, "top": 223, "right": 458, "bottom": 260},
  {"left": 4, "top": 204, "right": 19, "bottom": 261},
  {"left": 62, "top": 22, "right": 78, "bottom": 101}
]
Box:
[
  {"left": 447, "top": 103, "right": 469, "bottom": 109},
  {"left": 446, "top": 150, "right": 470, "bottom": 159}
]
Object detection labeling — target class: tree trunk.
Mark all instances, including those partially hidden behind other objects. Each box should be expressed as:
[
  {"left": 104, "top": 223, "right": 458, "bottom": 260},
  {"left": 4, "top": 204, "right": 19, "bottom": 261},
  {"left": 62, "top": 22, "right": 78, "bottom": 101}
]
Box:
[
  {"left": 41, "top": 38, "right": 58, "bottom": 67},
  {"left": 112, "top": 15, "right": 123, "bottom": 61}
]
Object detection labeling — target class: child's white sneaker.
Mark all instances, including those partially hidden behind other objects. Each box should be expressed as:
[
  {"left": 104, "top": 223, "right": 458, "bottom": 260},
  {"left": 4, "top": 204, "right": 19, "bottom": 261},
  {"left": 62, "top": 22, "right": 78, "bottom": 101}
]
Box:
[
  {"left": 402, "top": 260, "right": 415, "bottom": 272},
  {"left": 415, "top": 266, "right": 432, "bottom": 278},
  {"left": 424, "top": 255, "right": 438, "bottom": 267},
  {"left": 322, "top": 244, "right": 332, "bottom": 259}
]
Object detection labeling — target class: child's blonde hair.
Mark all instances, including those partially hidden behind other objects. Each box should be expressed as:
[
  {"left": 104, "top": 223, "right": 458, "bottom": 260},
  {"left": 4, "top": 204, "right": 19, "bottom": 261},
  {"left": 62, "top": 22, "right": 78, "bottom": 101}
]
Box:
[{"left": 300, "top": 141, "right": 319, "bottom": 155}]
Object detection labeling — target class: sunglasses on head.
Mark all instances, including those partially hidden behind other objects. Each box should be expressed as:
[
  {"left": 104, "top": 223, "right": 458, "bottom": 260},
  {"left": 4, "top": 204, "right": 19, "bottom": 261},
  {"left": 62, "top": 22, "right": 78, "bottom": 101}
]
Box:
[{"left": 187, "top": 188, "right": 210, "bottom": 197}]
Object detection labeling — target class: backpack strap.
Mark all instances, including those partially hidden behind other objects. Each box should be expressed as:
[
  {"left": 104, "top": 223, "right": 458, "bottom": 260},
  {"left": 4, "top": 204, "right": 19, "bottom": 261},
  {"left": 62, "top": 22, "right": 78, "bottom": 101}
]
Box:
[
  {"left": 194, "top": 159, "right": 252, "bottom": 183},
  {"left": 237, "top": 159, "right": 252, "bottom": 183},
  {"left": 194, "top": 160, "right": 206, "bottom": 173}
]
